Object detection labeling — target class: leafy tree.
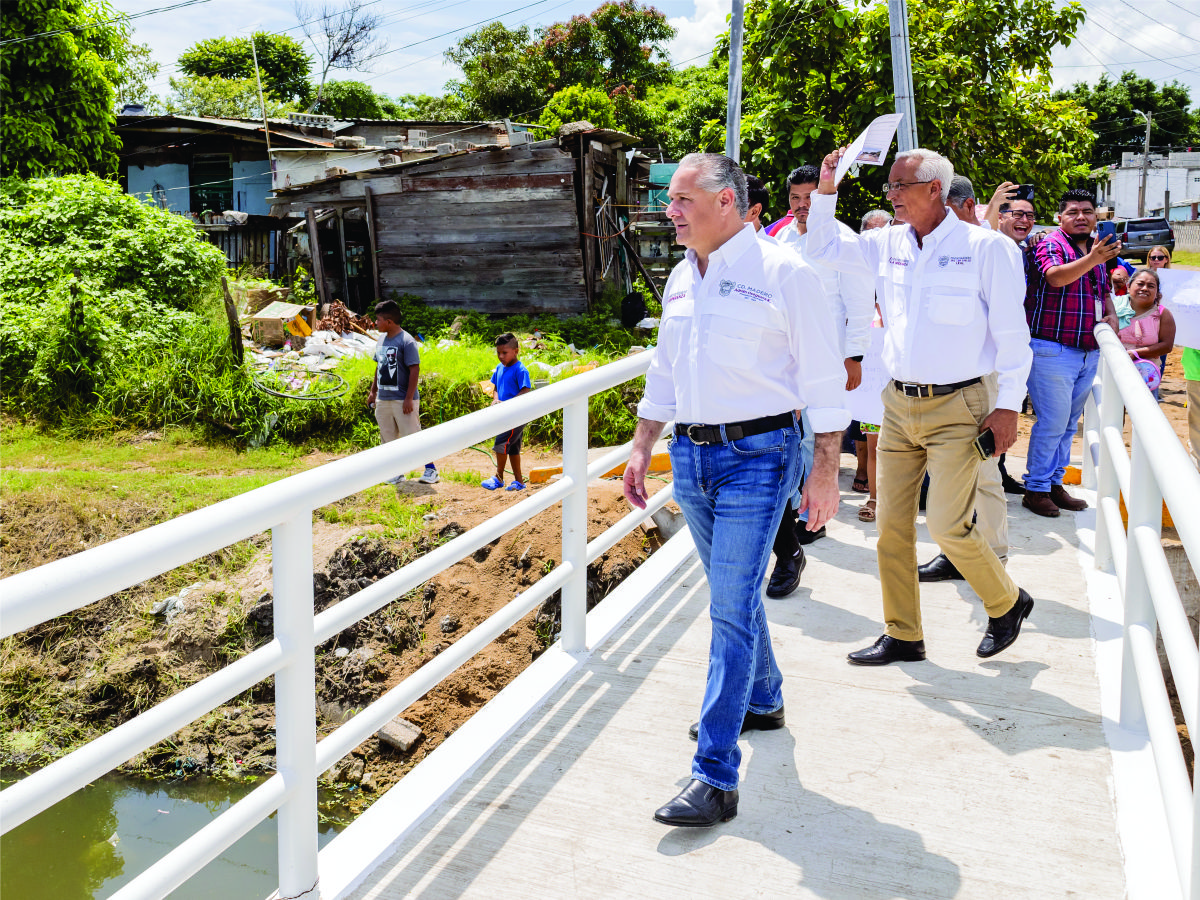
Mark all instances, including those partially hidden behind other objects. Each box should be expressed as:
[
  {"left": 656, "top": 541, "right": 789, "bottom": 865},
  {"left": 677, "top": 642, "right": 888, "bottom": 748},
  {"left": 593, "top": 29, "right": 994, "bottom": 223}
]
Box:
[
  {"left": 163, "top": 75, "right": 294, "bottom": 118},
  {"left": 1, "top": 0, "right": 129, "bottom": 177},
  {"left": 312, "top": 79, "right": 404, "bottom": 118},
  {"left": 177, "top": 33, "right": 313, "bottom": 105},
  {"left": 621, "top": 63, "right": 728, "bottom": 158},
  {"left": 295, "top": 0, "right": 389, "bottom": 112},
  {"left": 1054, "top": 71, "right": 1200, "bottom": 169},
  {"left": 443, "top": 22, "right": 555, "bottom": 120},
  {"left": 714, "top": 0, "right": 1095, "bottom": 223},
  {"left": 539, "top": 84, "right": 618, "bottom": 133},
  {"left": 112, "top": 41, "right": 160, "bottom": 109},
  {"left": 392, "top": 92, "right": 473, "bottom": 121},
  {"left": 537, "top": 1, "right": 674, "bottom": 94}
]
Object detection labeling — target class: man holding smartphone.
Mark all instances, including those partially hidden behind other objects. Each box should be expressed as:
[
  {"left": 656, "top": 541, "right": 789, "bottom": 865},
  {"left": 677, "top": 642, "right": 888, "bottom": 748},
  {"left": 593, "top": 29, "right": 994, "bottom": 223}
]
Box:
[{"left": 1021, "top": 188, "right": 1120, "bottom": 517}]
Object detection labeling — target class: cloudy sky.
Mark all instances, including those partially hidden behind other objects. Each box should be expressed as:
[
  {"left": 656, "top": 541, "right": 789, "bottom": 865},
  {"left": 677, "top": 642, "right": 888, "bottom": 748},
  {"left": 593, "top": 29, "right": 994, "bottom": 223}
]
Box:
[{"left": 112, "top": 0, "right": 1200, "bottom": 109}]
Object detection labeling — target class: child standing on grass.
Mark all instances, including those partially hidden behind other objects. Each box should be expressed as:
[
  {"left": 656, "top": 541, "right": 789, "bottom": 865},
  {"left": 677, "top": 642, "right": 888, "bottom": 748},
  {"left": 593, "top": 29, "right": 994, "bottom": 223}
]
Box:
[
  {"left": 482, "top": 332, "right": 532, "bottom": 491},
  {"left": 368, "top": 300, "right": 438, "bottom": 485}
]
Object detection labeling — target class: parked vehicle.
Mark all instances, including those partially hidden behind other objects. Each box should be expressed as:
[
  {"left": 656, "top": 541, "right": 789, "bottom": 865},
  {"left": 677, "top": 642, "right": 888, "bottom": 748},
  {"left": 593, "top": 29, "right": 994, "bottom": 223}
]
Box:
[{"left": 1113, "top": 217, "right": 1174, "bottom": 261}]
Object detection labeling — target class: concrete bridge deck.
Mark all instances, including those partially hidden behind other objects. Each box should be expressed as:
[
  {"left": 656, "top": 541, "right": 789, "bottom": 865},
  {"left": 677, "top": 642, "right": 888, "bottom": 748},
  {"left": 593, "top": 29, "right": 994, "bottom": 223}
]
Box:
[{"left": 321, "top": 475, "right": 1176, "bottom": 900}]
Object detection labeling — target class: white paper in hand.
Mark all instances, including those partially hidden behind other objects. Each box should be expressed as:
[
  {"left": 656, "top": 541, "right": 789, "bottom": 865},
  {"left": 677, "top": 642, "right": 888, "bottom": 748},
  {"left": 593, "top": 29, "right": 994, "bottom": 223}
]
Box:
[{"left": 834, "top": 113, "right": 905, "bottom": 187}]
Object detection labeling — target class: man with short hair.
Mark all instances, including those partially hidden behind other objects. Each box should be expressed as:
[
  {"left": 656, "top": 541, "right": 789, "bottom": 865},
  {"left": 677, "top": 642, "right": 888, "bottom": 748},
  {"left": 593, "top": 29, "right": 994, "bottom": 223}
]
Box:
[
  {"left": 997, "top": 197, "right": 1036, "bottom": 245},
  {"left": 624, "top": 152, "right": 847, "bottom": 827},
  {"left": 946, "top": 175, "right": 979, "bottom": 225},
  {"left": 743, "top": 174, "right": 774, "bottom": 238},
  {"left": 808, "top": 146, "right": 1035, "bottom": 666},
  {"left": 1022, "top": 188, "right": 1121, "bottom": 517}
]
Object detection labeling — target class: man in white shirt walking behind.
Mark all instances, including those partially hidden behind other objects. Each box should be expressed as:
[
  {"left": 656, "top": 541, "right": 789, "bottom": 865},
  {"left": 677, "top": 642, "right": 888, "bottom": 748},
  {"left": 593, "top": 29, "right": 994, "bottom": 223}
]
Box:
[
  {"left": 807, "top": 146, "right": 1035, "bottom": 666},
  {"left": 624, "top": 153, "right": 847, "bottom": 827}
]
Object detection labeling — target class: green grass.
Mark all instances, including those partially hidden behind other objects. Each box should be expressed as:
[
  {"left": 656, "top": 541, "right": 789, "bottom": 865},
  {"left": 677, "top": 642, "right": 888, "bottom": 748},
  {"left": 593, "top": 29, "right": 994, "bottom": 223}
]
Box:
[{"left": 1168, "top": 249, "right": 1200, "bottom": 268}]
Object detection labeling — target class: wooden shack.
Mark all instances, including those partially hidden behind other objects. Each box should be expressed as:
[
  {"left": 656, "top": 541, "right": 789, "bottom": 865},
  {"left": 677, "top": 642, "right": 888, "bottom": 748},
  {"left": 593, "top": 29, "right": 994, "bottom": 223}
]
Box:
[{"left": 268, "top": 130, "right": 652, "bottom": 316}]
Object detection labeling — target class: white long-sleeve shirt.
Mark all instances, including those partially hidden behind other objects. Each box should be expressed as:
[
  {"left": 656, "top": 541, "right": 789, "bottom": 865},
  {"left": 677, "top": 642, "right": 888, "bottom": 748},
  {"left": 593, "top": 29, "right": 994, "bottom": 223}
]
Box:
[
  {"left": 637, "top": 223, "right": 849, "bottom": 434},
  {"left": 805, "top": 193, "right": 1032, "bottom": 411},
  {"left": 775, "top": 218, "right": 875, "bottom": 358}
]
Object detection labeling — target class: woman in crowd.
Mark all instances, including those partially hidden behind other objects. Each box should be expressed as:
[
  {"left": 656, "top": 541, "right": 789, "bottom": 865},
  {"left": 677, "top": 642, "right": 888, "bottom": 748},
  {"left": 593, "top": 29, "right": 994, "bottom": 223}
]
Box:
[
  {"left": 1147, "top": 246, "right": 1172, "bottom": 269},
  {"left": 1118, "top": 269, "right": 1176, "bottom": 397}
]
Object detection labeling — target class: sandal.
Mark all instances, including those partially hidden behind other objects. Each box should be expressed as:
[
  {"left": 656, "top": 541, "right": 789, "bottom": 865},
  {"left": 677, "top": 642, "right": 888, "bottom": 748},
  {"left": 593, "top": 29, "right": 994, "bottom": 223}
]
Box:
[
  {"left": 858, "top": 500, "right": 877, "bottom": 522},
  {"left": 852, "top": 477, "right": 869, "bottom": 494}
]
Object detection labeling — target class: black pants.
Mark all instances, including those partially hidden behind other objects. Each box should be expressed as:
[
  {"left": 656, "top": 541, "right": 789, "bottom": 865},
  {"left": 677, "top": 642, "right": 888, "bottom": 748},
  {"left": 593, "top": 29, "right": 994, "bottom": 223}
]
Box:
[{"left": 772, "top": 499, "right": 801, "bottom": 560}]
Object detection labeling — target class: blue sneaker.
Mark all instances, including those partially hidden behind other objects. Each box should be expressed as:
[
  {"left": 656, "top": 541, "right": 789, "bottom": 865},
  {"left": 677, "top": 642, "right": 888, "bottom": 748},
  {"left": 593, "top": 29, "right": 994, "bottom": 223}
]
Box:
[
  {"left": 481, "top": 476, "right": 503, "bottom": 490},
  {"left": 506, "top": 480, "right": 526, "bottom": 491}
]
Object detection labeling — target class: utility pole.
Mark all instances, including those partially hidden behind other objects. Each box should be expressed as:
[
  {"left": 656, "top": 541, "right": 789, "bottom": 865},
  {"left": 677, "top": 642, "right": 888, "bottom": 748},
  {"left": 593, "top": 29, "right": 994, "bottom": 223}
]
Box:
[
  {"left": 888, "top": 0, "right": 918, "bottom": 151},
  {"left": 724, "top": 0, "right": 745, "bottom": 162},
  {"left": 250, "top": 34, "right": 273, "bottom": 157},
  {"left": 1135, "top": 109, "right": 1152, "bottom": 217}
]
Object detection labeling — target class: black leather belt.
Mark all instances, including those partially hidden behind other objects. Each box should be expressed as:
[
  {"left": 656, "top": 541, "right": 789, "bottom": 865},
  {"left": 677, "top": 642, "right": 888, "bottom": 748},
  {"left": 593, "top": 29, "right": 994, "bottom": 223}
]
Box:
[
  {"left": 893, "top": 377, "right": 982, "bottom": 398},
  {"left": 674, "top": 412, "right": 796, "bottom": 445}
]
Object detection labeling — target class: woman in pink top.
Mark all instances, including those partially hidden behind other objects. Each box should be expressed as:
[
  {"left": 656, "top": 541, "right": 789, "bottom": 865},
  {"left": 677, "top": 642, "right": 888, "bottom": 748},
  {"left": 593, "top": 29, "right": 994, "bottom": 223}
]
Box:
[{"left": 1118, "top": 268, "right": 1176, "bottom": 362}]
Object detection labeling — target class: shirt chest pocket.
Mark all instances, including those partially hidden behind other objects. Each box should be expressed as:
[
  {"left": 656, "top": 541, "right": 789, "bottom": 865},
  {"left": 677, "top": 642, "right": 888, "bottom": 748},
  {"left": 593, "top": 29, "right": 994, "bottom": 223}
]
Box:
[
  {"left": 702, "top": 303, "right": 784, "bottom": 370},
  {"left": 925, "top": 274, "right": 976, "bottom": 326}
]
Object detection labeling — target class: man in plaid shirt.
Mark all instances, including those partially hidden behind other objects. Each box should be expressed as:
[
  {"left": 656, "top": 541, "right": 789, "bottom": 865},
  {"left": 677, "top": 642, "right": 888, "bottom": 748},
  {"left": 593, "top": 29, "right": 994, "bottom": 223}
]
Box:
[{"left": 1022, "top": 188, "right": 1121, "bottom": 517}]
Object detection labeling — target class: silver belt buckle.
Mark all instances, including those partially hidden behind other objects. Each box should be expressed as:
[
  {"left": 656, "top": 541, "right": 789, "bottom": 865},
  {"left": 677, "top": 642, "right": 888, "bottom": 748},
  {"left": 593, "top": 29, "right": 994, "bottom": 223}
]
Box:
[
  {"left": 686, "top": 423, "right": 706, "bottom": 443},
  {"left": 901, "top": 382, "right": 930, "bottom": 398}
]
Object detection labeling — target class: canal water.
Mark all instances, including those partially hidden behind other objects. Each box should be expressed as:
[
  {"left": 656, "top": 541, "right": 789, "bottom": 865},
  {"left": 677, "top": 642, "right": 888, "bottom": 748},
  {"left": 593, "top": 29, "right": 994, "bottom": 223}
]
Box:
[{"left": 1, "top": 772, "right": 345, "bottom": 899}]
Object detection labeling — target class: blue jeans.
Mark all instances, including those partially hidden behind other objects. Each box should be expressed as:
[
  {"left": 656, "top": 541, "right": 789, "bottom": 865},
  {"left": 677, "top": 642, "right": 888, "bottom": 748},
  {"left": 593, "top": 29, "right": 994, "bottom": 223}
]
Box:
[
  {"left": 1024, "top": 338, "right": 1099, "bottom": 492},
  {"left": 669, "top": 420, "right": 803, "bottom": 790}
]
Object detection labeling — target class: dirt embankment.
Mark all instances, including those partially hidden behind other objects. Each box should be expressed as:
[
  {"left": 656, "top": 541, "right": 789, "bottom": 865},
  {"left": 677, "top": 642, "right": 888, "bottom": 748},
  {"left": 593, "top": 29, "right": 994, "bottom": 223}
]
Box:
[{"left": 0, "top": 463, "right": 670, "bottom": 816}]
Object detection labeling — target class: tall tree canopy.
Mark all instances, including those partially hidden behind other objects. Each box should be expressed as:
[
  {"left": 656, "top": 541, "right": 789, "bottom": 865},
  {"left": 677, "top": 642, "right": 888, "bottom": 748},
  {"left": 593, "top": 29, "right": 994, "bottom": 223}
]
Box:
[
  {"left": 1054, "top": 71, "right": 1200, "bottom": 169},
  {"left": 1, "top": 0, "right": 130, "bottom": 177},
  {"left": 177, "top": 33, "right": 313, "bottom": 105},
  {"left": 163, "top": 75, "right": 294, "bottom": 118},
  {"left": 311, "top": 80, "right": 403, "bottom": 119},
  {"left": 716, "top": 0, "right": 1095, "bottom": 221}
]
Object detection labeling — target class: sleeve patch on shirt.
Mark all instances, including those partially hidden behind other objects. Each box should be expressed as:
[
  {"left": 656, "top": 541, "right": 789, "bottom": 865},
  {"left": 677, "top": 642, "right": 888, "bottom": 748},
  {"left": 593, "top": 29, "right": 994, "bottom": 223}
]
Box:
[{"left": 666, "top": 290, "right": 689, "bottom": 304}]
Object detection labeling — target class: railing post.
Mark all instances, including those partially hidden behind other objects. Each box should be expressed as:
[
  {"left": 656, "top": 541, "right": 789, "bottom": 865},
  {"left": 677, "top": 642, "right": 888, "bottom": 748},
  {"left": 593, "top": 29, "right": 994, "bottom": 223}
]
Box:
[
  {"left": 1094, "top": 359, "right": 1122, "bottom": 572},
  {"left": 1082, "top": 382, "right": 1099, "bottom": 491},
  {"left": 560, "top": 399, "right": 589, "bottom": 654},
  {"left": 273, "top": 515, "right": 320, "bottom": 900},
  {"left": 1120, "top": 431, "right": 1161, "bottom": 733}
]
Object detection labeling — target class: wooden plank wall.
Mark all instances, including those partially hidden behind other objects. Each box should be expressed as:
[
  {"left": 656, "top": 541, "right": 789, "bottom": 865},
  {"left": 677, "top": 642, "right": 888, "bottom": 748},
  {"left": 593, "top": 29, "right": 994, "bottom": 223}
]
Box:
[{"left": 372, "top": 146, "right": 587, "bottom": 315}]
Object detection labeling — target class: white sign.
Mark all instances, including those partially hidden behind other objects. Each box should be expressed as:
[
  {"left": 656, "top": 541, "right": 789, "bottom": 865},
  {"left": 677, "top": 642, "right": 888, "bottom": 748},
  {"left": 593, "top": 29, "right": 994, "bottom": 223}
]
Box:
[
  {"left": 845, "top": 327, "right": 888, "bottom": 425},
  {"left": 834, "top": 114, "right": 904, "bottom": 187},
  {"left": 1156, "top": 267, "right": 1200, "bottom": 349}
]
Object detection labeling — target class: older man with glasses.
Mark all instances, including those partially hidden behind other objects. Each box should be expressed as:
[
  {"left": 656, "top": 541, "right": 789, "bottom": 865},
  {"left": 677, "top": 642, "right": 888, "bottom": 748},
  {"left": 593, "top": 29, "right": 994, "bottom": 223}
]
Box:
[
  {"left": 1021, "top": 188, "right": 1121, "bottom": 517},
  {"left": 807, "top": 146, "right": 1035, "bottom": 667}
]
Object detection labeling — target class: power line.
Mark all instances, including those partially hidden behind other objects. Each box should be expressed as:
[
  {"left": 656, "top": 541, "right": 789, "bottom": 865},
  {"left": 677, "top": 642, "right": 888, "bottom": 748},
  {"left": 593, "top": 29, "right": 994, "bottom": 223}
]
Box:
[{"left": 0, "top": 0, "right": 213, "bottom": 47}]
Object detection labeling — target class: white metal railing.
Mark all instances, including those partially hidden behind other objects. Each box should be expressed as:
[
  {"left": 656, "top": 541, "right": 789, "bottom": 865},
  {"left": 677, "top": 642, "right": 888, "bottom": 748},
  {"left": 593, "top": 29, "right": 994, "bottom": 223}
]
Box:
[
  {"left": 0, "top": 351, "right": 673, "bottom": 900},
  {"left": 1082, "top": 325, "right": 1200, "bottom": 900}
]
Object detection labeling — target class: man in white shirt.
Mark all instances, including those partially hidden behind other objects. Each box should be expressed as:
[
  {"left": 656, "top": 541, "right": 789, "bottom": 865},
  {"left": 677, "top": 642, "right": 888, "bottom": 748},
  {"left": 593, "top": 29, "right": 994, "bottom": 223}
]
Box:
[
  {"left": 774, "top": 164, "right": 876, "bottom": 548},
  {"left": 807, "top": 146, "right": 1035, "bottom": 666},
  {"left": 624, "top": 153, "right": 847, "bottom": 827}
]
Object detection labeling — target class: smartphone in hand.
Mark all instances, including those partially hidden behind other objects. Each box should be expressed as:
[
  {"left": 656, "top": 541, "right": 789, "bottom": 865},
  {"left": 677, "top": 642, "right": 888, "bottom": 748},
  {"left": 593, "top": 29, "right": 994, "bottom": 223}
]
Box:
[{"left": 974, "top": 428, "right": 996, "bottom": 461}]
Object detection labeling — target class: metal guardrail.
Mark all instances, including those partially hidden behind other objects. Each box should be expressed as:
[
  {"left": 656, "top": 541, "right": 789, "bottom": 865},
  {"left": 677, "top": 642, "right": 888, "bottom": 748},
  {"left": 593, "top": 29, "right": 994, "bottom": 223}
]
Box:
[
  {"left": 1082, "top": 325, "right": 1200, "bottom": 900},
  {"left": 0, "top": 351, "right": 672, "bottom": 900}
]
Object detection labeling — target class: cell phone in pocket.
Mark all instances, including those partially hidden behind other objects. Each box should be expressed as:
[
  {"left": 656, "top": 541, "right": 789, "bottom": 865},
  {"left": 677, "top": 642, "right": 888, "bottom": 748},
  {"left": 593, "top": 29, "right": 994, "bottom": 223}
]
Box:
[{"left": 973, "top": 428, "right": 996, "bottom": 461}]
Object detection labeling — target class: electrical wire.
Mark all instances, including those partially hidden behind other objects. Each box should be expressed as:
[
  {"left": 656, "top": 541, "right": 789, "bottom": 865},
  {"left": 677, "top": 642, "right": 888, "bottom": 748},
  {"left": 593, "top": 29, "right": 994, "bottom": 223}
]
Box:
[{"left": 0, "top": 0, "right": 213, "bottom": 46}]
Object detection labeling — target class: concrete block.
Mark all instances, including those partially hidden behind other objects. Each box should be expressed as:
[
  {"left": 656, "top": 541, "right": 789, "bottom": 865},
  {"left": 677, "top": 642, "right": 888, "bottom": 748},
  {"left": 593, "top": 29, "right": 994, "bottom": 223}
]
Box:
[{"left": 377, "top": 717, "right": 423, "bottom": 752}]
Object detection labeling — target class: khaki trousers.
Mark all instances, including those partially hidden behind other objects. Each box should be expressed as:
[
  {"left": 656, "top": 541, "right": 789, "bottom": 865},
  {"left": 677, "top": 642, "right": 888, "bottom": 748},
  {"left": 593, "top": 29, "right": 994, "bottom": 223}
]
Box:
[
  {"left": 375, "top": 397, "right": 421, "bottom": 443},
  {"left": 975, "top": 374, "right": 1008, "bottom": 561},
  {"left": 877, "top": 380, "right": 1019, "bottom": 641}
]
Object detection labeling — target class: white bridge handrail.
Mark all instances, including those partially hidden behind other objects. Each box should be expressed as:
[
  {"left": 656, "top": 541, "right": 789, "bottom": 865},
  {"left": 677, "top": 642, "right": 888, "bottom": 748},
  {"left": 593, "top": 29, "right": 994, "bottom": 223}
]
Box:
[
  {"left": 1082, "top": 325, "right": 1200, "bottom": 900},
  {"left": 0, "top": 350, "right": 669, "bottom": 900}
]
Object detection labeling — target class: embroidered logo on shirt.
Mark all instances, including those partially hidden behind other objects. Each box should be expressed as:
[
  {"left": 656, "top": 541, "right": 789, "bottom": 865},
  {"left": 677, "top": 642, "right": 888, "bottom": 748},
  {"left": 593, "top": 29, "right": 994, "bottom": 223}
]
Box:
[
  {"left": 938, "top": 255, "right": 950, "bottom": 268},
  {"left": 888, "top": 256, "right": 910, "bottom": 267},
  {"left": 719, "top": 279, "right": 735, "bottom": 297},
  {"left": 666, "top": 291, "right": 689, "bottom": 304}
]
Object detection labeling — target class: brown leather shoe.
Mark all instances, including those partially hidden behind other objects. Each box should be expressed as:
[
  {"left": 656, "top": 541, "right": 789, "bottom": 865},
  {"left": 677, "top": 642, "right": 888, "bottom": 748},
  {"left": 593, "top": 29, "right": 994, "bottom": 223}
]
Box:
[
  {"left": 1022, "top": 490, "right": 1060, "bottom": 518},
  {"left": 1050, "top": 484, "right": 1087, "bottom": 511}
]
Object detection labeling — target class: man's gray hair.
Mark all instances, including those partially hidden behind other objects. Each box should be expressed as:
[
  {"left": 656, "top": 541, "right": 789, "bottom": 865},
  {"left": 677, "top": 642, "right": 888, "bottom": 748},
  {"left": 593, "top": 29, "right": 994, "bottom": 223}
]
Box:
[
  {"left": 678, "top": 152, "right": 750, "bottom": 217},
  {"left": 895, "top": 148, "right": 954, "bottom": 203},
  {"left": 860, "top": 209, "right": 893, "bottom": 231},
  {"left": 946, "top": 175, "right": 975, "bottom": 208}
]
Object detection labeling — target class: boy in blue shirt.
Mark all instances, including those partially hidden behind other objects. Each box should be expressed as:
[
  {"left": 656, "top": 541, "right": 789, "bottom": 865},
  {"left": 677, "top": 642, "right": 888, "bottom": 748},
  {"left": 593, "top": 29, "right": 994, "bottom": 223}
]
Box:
[{"left": 482, "top": 333, "right": 532, "bottom": 491}]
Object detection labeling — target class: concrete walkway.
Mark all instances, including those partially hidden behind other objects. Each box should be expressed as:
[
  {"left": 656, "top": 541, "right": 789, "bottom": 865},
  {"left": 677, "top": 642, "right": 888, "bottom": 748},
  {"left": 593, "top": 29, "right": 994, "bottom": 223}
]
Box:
[{"left": 339, "top": 477, "right": 1143, "bottom": 900}]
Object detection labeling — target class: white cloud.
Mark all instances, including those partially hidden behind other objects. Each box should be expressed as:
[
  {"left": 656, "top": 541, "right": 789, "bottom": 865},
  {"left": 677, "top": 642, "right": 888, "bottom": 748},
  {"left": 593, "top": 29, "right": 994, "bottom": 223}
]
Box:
[{"left": 666, "top": 0, "right": 732, "bottom": 69}]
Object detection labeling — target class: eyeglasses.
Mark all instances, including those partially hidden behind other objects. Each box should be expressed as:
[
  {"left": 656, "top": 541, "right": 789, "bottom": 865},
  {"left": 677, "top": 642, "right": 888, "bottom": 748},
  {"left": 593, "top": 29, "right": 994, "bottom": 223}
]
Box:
[
  {"left": 882, "top": 180, "right": 932, "bottom": 194},
  {"left": 1002, "top": 210, "right": 1036, "bottom": 221},
  {"left": 1149, "top": 255, "right": 1168, "bottom": 261},
  {"left": 1060, "top": 208, "right": 1097, "bottom": 218}
]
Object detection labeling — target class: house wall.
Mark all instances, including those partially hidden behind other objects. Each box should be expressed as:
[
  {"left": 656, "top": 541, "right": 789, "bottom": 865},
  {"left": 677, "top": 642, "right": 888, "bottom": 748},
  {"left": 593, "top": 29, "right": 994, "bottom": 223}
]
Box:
[
  {"left": 232, "top": 161, "right": 273, "bottom": 215},
  {"left": 127, "top": 162, "right": 191, "bottom": 213}
]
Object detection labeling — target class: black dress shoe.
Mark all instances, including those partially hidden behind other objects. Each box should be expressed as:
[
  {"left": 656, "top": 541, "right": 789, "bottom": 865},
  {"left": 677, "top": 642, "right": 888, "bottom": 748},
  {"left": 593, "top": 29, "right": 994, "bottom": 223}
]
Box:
[
  {"left": 977, "top": 588, "right": 1034, "bottom": 658},
  {"left": 796, "top": 525, "right": 826, "bottom": 546},
  {"left": 1001, "top": 474, "right": 1026, "bottom": 495},
  {"left": 653, "top": 779, "right": 738, "bottom": 827},
  {"left": 848, "top": 634, "right": 926, "bottom": 666},
  {"left": 917, "top": 554, "right": 963, "bottom": 582},
  {"left": 766, "top": 548, "right": 806, "bottom": 598},
  {"left": 689, "top": 705, "right": 785, "bottom": 741}
]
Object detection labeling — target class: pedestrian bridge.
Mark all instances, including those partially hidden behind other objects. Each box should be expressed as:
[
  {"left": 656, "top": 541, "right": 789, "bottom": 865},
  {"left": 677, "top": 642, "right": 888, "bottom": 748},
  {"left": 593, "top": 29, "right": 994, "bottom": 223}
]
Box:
[{"left": 1, "top": 331, "right": 1195, "bottom": 900}]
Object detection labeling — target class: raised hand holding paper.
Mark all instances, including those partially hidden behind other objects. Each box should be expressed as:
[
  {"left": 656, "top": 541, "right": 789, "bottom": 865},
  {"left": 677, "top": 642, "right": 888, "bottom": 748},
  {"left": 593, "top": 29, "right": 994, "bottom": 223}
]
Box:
[{"left": 833, "top": 113, "right": 905, "bottom": 187}]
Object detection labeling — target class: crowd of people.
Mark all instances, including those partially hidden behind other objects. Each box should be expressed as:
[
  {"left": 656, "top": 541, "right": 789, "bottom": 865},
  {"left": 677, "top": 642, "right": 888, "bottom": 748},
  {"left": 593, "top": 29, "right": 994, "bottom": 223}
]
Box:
[{"left": 621, "top": 148, "right": 1183, "bottom": 829}]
